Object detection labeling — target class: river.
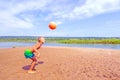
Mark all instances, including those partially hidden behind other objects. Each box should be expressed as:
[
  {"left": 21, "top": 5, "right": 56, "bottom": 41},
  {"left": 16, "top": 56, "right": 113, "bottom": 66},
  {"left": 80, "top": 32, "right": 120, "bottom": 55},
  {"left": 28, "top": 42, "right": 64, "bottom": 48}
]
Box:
[{"left": 0, "top": 42, "right": 120, "bottom": 50}]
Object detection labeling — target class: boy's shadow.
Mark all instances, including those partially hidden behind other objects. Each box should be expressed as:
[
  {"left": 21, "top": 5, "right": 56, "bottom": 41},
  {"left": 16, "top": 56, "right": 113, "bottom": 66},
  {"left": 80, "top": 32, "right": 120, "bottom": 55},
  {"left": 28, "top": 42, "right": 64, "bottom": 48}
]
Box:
[{"left": 22, "top": 61, "right": 44, "bottom": 70}]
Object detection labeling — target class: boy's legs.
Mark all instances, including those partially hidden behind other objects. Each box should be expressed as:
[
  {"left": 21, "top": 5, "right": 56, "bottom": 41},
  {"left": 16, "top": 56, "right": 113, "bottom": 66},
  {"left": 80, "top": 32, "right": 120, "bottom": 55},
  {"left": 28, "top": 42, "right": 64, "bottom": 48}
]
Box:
[
  {"left": 28, "top": 57, "right": 37, "bottom": 73},
  {"left": 30, "top": 59, "right": 37, "bottom": 71}
]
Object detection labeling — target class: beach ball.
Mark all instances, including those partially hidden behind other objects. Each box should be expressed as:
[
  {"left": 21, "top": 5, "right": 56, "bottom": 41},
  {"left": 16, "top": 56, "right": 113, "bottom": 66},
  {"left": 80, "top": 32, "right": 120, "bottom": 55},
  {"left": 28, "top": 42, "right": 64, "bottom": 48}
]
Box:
[{"left": 49, "top": 22, "right": 57, "bottom": 30}]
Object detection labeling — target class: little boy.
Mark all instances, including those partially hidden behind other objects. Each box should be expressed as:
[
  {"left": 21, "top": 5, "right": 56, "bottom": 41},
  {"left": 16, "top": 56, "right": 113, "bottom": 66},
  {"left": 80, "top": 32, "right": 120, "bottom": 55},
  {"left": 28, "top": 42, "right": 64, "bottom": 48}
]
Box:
[{"left": 24, "top": 36, "right": 45, "bottom": 73}]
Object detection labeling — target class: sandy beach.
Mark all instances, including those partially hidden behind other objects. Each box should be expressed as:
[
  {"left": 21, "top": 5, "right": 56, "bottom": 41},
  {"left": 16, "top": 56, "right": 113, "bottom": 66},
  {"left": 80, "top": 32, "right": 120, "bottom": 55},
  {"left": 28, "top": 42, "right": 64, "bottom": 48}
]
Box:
[{"left": 0, "top": 46, "right": 120, "bottom": 80}]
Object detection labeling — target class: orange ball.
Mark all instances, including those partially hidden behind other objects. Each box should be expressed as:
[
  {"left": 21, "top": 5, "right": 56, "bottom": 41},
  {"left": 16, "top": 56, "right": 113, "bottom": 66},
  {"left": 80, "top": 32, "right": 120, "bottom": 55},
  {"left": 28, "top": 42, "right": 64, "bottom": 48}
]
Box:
[{"left": 49, "top": 22, "right": 57, "bottom": 30}]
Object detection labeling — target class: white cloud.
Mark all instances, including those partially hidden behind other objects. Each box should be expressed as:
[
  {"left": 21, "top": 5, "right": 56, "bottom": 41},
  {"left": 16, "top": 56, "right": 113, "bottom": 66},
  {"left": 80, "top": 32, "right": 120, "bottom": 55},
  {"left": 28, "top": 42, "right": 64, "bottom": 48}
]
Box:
[
  {"left": 0, "top": 0, "right": 52, "bottom": 30},
  {"left": 8, "top": 0, "right": 52, "bottom": 15},
  {"left": 41, "top": 0, "right": 120, "bottom": 21},
  {"left": 0, "top": 12, "right": 33, "bottom": 29},
  {"left": 56, "top": 21, "right": 62, "bottom": 25},
  {"left": 64, "top": 0, "right": 120, "bottom": 19}
]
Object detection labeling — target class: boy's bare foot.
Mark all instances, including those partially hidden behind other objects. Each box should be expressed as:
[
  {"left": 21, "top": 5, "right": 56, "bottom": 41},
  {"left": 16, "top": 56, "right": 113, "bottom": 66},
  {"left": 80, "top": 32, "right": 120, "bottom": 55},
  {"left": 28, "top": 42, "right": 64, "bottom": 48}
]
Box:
[{"left": 27, "top": 70, "right": 36, "bottom": 73}]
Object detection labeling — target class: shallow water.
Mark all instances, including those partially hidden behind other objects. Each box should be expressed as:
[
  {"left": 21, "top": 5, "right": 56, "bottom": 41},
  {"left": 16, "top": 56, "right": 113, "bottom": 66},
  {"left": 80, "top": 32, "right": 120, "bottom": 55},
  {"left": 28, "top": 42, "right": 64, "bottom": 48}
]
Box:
[{"left": 0, "top": 42, "right": 120, "bottom": 50}]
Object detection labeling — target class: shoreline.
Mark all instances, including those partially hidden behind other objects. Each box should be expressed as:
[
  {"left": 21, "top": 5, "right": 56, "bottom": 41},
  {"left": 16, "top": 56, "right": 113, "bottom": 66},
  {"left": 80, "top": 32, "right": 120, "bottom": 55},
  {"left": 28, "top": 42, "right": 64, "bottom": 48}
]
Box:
[{"left": 0, "top": 45, "right": 120, "bottom": 51}]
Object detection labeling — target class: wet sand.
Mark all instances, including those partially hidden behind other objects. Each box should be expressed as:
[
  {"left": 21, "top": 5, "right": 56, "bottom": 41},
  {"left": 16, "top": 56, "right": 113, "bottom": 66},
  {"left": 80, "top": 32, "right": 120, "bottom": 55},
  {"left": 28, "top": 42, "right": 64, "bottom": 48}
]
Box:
[{"left": 0, "top": 46, "right": 120, "bottom": 80}]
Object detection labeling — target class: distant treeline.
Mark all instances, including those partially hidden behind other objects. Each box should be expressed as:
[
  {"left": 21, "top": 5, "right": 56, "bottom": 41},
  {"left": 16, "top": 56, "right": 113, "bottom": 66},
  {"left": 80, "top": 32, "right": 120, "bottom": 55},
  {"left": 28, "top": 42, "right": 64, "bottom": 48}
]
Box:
[
  {"left": 0, "top": 37, "right": 120, "bottom": 44},
  {"left": 0, "top": 38, "right": 36, "bottom": 42},
  {"left": 46, "top": 37, "right": 120, "bottom": 44}
]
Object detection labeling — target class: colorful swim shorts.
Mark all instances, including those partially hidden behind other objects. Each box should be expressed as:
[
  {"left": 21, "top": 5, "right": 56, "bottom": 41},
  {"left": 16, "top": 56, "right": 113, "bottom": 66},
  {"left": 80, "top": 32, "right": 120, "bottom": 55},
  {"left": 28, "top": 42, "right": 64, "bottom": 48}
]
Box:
[{"left": 24, "top": 49, "right": 34, "bottom": 58}]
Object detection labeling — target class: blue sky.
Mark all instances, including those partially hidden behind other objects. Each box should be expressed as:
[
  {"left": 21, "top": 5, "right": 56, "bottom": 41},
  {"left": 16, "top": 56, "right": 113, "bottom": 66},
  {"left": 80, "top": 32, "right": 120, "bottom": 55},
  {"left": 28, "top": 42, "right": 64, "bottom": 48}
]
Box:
[{"left": 0, "top": 0, "right": 120, "bottom": 37}]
